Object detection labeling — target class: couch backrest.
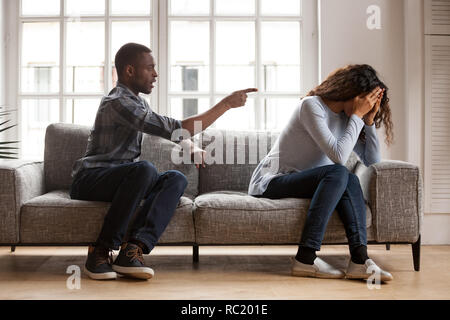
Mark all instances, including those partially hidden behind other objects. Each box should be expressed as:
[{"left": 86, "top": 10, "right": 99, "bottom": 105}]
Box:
[
  {"left": 198, "top": 129, "right": 279, "bottom": 194},
  {"left": 140, "top": 133, "right": 199, "bottom": 198},
  {"left": 197, "top": 128, "right": 360, "bottom": 194},
  {"left": 44, "top": 124, "right": 360, "bottom": 197},
  {"left": 44, "top": 124, "right": 90, "bottom": 193},
  {"left": 44, "top": 123, "right": 199, "bottom": 198}
]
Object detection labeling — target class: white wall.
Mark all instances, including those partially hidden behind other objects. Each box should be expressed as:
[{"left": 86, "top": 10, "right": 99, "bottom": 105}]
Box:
[
  {"left": 422, "top": 214, "right": 450, "bottom": 245},
  {"left": 319, "top": 0, "right": 406, "bottom": 162}
]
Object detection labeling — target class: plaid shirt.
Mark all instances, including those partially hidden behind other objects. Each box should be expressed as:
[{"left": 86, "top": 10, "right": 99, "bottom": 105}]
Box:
[{"left": 71, "top": 83, "right": 182, "bottom": 178}]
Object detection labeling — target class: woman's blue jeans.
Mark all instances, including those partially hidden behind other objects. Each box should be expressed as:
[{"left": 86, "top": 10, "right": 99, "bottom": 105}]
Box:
[
  {"left": 261, "top": 164, "right": 367, "bottom": 252},
  {"left": 70, "top": 160, "right": 188, "bottom": 254}
]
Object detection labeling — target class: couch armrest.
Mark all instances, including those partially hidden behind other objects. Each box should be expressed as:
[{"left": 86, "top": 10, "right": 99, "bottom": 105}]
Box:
[
  {"left": 0, "top": 160, "right": 45, "bottom": 243},
  {"left": 355, "top": 160, "right": 423, "bottom": 243}
]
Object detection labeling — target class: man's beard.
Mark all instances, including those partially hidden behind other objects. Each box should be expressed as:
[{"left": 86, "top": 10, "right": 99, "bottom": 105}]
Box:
[{"left": 135, "top": 81, "right": 152, "bottom": 95}]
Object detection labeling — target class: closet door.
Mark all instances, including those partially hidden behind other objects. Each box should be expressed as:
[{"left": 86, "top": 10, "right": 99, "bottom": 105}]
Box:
[
  {"left": 425, "top": 0, "right": 450, "bottom": 35},
  {"left": 424, "top": 35, "right": 450, "bottom": 213}
]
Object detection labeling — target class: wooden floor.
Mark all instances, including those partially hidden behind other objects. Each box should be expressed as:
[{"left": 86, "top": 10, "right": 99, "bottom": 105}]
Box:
[{"left": 0, "top": 244, "right": 449, "bottom": 300}]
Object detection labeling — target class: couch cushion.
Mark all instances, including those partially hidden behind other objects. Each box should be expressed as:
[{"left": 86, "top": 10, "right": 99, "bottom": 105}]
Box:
[
  {"left": 198, "top": 129, "right": 361, "bottom": 194},
  {"left": 20, "top": 190, "right": 195, "bottom": 244},
  {"left": 44, "top": 123, "right": 199, "bottom": 198},
  {"left": 193, "top": 191, "right": 372, "bottom": 244}
]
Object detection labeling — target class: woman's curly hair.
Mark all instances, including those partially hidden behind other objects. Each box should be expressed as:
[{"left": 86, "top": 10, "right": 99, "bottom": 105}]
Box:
[{"left": 306, "top": 64, "right": 394, "bottom": 146}]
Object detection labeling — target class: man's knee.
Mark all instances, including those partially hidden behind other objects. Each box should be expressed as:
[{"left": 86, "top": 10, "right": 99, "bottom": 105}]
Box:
[
  {"left": 167, "top": 170, "right": 188, "bottom": 191},
  {"left": 130, "top": 161, "right": 159, "bottom": 188}
]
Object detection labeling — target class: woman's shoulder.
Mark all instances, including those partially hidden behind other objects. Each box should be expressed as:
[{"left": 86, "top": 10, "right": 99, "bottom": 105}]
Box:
[
  {"left": 299, "top": 96, "right": 326, "bottom": 115},
  {"left": 301, "top": 95, "right": 324, "bottom": 106}
]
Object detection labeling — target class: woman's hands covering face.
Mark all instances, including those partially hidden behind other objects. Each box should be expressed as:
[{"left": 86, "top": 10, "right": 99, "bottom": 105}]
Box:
[
  {"left": 352, "top": 87, "right": 383, "bottom": 119},
  {"left": 363, "top": 88, "right": 385, "bottom": 126}
]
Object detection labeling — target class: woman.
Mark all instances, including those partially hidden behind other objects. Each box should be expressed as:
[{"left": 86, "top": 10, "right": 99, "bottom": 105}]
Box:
[{"left": 248, "top": 64, "right": 394, "bottom": 281}]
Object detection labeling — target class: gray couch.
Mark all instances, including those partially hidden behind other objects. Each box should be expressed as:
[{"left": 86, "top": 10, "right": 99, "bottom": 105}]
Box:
[{"left": 0, "top": 123, "right": 423, "bottom": 271}]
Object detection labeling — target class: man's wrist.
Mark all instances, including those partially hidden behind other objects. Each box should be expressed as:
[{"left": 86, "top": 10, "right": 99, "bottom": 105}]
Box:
[{"left": 217, "top": 100, "right": 231, "bottom": 112}]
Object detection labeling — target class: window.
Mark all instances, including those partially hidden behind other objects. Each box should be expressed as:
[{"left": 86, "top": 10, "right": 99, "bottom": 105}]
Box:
[
  {"left": 166, "top": 0, "right": 317, "bottom": 132},
  {"left": 13, "top": 0, "right": 317, "bottom": 160},
  {"left": 17, "top": 0, "right": 154, "bottom": 159}
]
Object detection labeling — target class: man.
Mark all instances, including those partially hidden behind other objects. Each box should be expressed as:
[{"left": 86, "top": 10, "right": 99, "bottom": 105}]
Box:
[{"left": 70, "top": 43, "right": 257, "bottom": 280}]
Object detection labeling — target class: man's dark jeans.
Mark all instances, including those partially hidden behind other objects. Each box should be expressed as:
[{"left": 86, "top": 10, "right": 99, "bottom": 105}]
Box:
[
  {"left": 70, "top": 161, "right": 188, "bottom": 254},
  {"left": 261, "top": 164, "right": 367, "bottom": 252}
]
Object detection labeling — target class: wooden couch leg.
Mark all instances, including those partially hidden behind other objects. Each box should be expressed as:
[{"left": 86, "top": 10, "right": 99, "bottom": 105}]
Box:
[
  {"left": 193, "top": 244, "right": 199, "bottom": 263},
  {"left": 412, "top": 234, "right": 421, "bottom": 271},
  {"left": 385, "top": 243, "right": 390, "bottom": 250},
  {"left": 11, "top": 246, "right": 16, "bottom": 252}
]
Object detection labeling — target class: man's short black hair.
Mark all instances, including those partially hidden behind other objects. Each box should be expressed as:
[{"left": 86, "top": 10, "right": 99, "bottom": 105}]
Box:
[{"left": 115, "top": 43, "right": 152, "bottom": 79}]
